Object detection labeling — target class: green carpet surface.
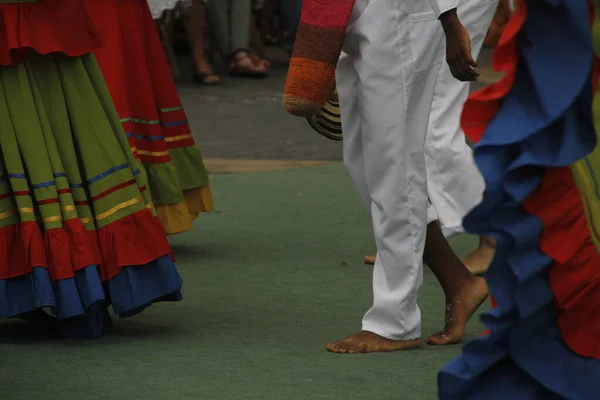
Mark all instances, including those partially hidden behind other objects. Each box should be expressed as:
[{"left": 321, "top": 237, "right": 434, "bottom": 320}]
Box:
[{"left": 0, "top": 164, "right": 486, "bottom": 400}]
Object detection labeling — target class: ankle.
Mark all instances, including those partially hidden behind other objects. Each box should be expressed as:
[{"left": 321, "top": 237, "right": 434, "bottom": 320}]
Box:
[{"left": 479, "top": 235, "right": 495, "bottom": 249}]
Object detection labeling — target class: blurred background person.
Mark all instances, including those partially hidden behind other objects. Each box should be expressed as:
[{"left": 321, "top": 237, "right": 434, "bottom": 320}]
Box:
[
  {"left": 206, "top": 0, "right": 270, "bottom": 77},
  {"left": 150, "top": 0, "right": 221, "bottom": 84},
  {"left": 278, "top": 0, "right": 301, "bottom": 57}
]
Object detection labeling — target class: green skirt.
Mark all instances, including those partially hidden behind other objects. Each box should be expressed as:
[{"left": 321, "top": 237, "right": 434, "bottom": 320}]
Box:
[{"left": 0, "top": 51, "right": 182, "bottom": 337}]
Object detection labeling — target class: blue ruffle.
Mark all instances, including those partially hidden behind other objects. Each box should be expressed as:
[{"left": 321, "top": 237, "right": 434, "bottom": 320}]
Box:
[
  {"left": 54, "top": 264, "right": 106, "bottom": 319},
  {"left": 0, "top": 255, "right": 182, "bottom": 339},
  {"left": 0, "top": 267, "right": 56, "bottom": 318},
  {"left": 107, "top": 255, "right": 183, "bottom": 318},
  {"left": 439, "top": 1, "right": 600, "bottom": 399}
]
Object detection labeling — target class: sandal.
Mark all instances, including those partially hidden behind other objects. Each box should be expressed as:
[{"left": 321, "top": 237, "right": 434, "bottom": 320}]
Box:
[
  {"left": 228, "top": 50, "right": 268, "bottom": 78},
  {"left": 248, "top": 52, "right": 271, "bottom": 70},
  {"left": 193, "top": 71, "right": 221, "bottom": 85}
]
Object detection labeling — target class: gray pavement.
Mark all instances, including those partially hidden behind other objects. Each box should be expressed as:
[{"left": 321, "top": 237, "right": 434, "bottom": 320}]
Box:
[{"left": 180, "top": 48, "right": 495, "bottom": 162}]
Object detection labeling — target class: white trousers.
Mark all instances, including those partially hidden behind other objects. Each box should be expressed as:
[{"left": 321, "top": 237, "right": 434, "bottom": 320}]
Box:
[
  {"left": 337, "top": 0, "right": 445, "bottom": 340},
  {"left": 338, "top": 0, "right": 497, "bottom": 340},
  {"left": 426, "top": 0, "right": 497, "bottom": 237}
]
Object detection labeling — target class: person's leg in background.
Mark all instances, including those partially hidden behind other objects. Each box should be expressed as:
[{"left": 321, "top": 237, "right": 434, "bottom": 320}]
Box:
[
  {"left": 279, "top": 0, "right": 302, "bottom": 55},
  {"left": 426, "top": 0, "right": 498, "bottom": 275},
  {"left": 233, "top": 0, "right": 271, "bottom": 71},
  {"left": 206, "top": 0, "right": 233, "bottom": 54},
  {"left": 154, "top": 10, "right": 181, "bottom": 79},
  {"left": 326, "top": 0, "right": 443, "bottom": 354},
  {"left": 258, "top": 0, "right": 278, "bottom": 41},
  {"left": 184, "top": 0, "right": 221, "bottom": 84},
  {"left": 206, "top": 0, "right": 267, "bottom": 76},
  {"left": 252, "top": 0, "right": 276, "bottom": 59}
]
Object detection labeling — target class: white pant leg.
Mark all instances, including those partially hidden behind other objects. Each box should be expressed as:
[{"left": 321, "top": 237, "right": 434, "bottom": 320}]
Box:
[
  {"left": 338, "top": 52, "right": 370, "bottom": 210},
  {"left": 338, "top": 0, "right": 444, "bottom": 340},
  {"left": 425, "top": 0, "right": 497, "bottom": 237}
]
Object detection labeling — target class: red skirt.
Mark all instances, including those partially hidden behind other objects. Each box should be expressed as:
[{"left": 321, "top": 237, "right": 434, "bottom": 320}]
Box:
[
  {"left": 0, "top": 0, "right": 101, "bottom": 66},
  {"left": 85, "top": 0, "right": 213, "bottom": 235}
]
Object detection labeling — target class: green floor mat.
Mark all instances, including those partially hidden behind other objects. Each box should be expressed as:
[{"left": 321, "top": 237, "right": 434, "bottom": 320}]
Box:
[{"left": 0, "top": 163, "right": 485, "bottom": 400}]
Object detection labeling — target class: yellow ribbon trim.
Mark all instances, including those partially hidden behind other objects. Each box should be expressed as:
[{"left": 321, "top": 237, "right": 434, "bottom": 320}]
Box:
[
  {"left": 165, "top": 134, "right": 193, "bottom": 142},
  {"left": 131, "top": 147, "right": 170, "bottom": 157},
  {"left": 0, "top": 210, "right": 15, "bottom": 220},
  {"left": 0, "top": 195, "right": 154, "bottom": 224},
  {"left": 96, "top": 196, "right": 143, "bottom": 220}
]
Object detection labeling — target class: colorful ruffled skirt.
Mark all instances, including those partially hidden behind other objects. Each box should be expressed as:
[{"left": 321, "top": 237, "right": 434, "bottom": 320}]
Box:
[
  {"left": 439, "top": 0, "right": 600, "bottom": 398},
  {"left": 0, "top": 0, "right": 183, "bottom": 339},
  {"left": 86, "top": 0, "right": 214, "bottom": 235}
]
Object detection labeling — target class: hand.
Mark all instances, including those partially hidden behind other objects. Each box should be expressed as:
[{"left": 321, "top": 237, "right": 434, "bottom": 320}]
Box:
[{"left": 440, "top": 9, "right": 478, "bottom": 82}]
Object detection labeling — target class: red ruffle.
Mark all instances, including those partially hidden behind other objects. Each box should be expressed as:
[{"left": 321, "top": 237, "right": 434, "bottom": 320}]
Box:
[
  {"left": 460, "top": 0, "right": 526, "bottom": 144},
  {"left": 0, "top": 209, "right": 173, "bottom": 282},
  {"left": 97, "top": 209, "right": 174, "bottom": 281},
  {"left": 0, "top": 0, "right": 102, "bottom": 66},
  {"left": 45, "top": 219, "right": 101, "bottom": 280},
  {"left": 523, "top": 168, "right": 600, "bottom": 359}
]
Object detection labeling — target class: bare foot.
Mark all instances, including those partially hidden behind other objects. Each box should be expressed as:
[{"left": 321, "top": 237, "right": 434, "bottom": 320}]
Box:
[
  {"left": 364, "top": 254, "right": 376, "bottom": 265},
  {"left": 427, "top": 277, "right": 489, "bottom": 345},
  {"left": 463, "top": 235, "right": 495, "bottom": 275},
  {"left": 326, "top": 331, "right": 421, "bottom": 353}
]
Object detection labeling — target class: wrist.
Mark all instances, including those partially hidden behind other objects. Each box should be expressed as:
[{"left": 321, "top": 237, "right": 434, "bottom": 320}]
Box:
[{"left": 439, "top": 8, "right": 458, "bottom": 30}]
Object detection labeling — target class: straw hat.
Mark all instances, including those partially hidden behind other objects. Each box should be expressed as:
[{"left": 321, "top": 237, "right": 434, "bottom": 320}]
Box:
[{"left": 305, "top": 84, "right": 343, "bottom": 141}]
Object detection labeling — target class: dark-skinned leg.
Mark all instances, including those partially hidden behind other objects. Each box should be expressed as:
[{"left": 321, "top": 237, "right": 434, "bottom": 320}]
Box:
[{"left": 424, "top": 221, "right": 489, "bottom": 345}]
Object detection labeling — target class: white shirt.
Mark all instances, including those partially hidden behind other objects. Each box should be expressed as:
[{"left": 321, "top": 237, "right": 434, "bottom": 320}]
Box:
[
  {"left": 427, "top": 0, "right": 459, "bottom": 18},
  {"left": 146, "top": 0, "right": 192, "bottom": 19}
]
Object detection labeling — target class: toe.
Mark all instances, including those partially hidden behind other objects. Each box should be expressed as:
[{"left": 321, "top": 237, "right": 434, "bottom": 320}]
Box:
[
  {"left": 326, "top": 341, "right": 349, "bottom": 353},
  {"left": 326, "top": 342, "right": 340, "bottom": 353},
  {"left": 427, "top": 333, "right": 447, "bottom": 345},
  {"left": 427, "top": 332, "right": 459, "bottom": 346},
  {"left": 335, "top": 342, "right": 351, "bottom": 353},
  {"left": 364, "top": 255, "right": 376, "bottom": 265}
]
